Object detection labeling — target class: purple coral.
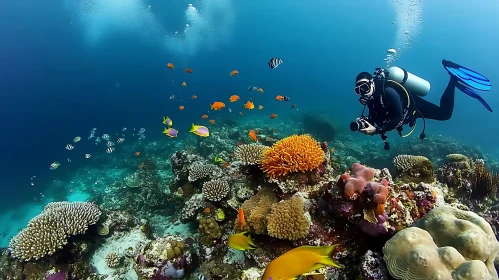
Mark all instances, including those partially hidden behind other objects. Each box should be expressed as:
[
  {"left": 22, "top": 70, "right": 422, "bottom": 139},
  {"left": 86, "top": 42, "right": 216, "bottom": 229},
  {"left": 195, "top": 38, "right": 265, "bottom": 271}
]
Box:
[
  {"left": 359, "top": 213, "right": 393, "bottom": 237},
  {"left": 45, "top": 271, "right": 66, "bottom": 280}
]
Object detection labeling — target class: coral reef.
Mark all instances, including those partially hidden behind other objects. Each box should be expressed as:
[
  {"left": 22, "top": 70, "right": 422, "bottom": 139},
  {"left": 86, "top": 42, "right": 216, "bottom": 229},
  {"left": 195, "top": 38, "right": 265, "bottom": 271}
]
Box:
[
  {"left": 260, "top": 134, "right": 325, "bottom": 179},
  {"left": 105, "top": 252, "right": 121, "bottom": 268},
  {"left": 393, "top": 154, "right": 435, "bottom": 183},
  {"left": 202, "top": 178, "right": 230, "bottom": 202},
  {"left": 267, "top": 196, "right": 310, "bottom": 241},
  {"left": 234, "top": 143, "right": 269, "bottom": 165},
  {"left": 9, "top": 201, "right": 101, "bottom": 261}
]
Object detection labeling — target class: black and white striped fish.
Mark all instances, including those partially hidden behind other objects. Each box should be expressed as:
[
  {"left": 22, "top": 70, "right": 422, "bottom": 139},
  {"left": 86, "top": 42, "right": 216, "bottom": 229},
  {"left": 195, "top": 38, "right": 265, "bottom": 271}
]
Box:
[
  {"left": 106, "top": 147, "right": 115, "bottom": 153},
  {"left": 66, "top": 144, "right": 74, "bottom": 150},
  {"left": 85, "top": 154, "right": 91, "bottom": 159},
  {"left": 117, "top": 138, "right": 124, "bottom": 144},
  {"left": 106, "top": 141, "right": 115, "bottom": 147},
  {"left": 268, "top": 57, "right": 283, "bottom": 69},
  {"left": 197, "top": 274, "right": 205, "bottom": 280}
]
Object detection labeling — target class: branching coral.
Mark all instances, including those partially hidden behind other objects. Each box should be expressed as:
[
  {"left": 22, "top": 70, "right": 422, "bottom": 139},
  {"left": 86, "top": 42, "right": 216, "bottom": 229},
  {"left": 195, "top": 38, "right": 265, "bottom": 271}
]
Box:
[
  {"left": 105, "top": 252, "right": 121, "bottom": 268},
  {"left": 472, "top": 160, "right": 499, "bottom": 199},
  {"left": 9, "top": 202, "right": 101, "bottom": 261},
  {"left": 188, "top": 162, "right": 219, "bottom": 182},
  {"left": 202, "top": 179, "right": 230, "bottom": 201},
  {"left": 259, "top": 134, "right": 324, "bottom": 179},
  {"left": 393, "top": 155, "right": 434, "bottom": 183},
  {"left": 235, "top": 143, "right": 269, "bottom": 165},
  {"left": 266, "top": 196, "right": 310, "bottom": 241}
]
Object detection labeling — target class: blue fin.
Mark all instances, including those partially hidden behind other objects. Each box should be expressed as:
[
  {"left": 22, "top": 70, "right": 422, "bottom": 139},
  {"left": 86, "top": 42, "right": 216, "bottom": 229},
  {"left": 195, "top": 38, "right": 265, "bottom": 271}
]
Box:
[
  {"left": 442, "top": 59, "right": 491, "bottom": 91},
  {"left": 456, "top": 82, "right": 493, "bottom": 112}
]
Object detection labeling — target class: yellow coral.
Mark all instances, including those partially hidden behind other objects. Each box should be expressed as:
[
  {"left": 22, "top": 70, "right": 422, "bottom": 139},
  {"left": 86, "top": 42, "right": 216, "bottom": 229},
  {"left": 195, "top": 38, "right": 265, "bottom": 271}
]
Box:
[
  {"left": 240, "top": 188, "right": 278, "bottom": 234},
  {"left": 259, "top": 134, "right": 324, "bottom": 179},
  {"left": 267, "top": 197, "right": 310, "bottom": 241}
]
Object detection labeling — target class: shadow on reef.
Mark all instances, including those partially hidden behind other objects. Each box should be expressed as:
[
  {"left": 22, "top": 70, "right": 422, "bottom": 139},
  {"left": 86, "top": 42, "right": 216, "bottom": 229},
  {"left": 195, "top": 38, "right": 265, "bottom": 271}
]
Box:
[{"left": 302, "top": 114, "right": 337, "bottom": 142}]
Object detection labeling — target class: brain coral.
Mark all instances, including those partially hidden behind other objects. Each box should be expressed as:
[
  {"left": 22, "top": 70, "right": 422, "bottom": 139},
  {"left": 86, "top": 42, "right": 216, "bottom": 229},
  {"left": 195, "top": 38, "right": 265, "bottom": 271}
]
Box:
[
  {"left": 234, "top": 143, "right": 269, "bottom": 165},
  {"left": 9, "top": 201, "right": 101, "bottom": 261},
  {"left": 259, "top": 134, "right": 324, "bottom": 179},
  {"left": 383, "top": 206, "right": 499, "bottom": 280},
  {"left": 267, "top": 196, "right": 310, "bottom": 240}
]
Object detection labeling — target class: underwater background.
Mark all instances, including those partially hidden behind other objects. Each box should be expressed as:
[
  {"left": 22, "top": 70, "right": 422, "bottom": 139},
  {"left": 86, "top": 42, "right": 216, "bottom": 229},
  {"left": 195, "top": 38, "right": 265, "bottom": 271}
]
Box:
[{"left": 1, "top": 0, "right": 499, "bottom": 279}]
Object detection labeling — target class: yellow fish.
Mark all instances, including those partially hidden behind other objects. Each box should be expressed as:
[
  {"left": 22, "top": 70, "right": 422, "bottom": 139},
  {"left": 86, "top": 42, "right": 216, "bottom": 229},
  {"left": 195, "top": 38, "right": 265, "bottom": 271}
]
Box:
[
  {"left": 189, "top": 123, "right": 209, "bottom": 137},
  {"left": 162, "top": 116, "right": 172, "bottom": 126},
  {"left": 261, "top": 245, "right": 341, "bottom": 280},
  {"left": 227, "top": 232, "right": 256, "bottom": 251}
]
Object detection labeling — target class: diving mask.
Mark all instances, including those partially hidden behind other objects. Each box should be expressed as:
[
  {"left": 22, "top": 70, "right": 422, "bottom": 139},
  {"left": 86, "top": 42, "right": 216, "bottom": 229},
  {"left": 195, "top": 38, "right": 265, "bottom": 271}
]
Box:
[{"left": 354, "top": 78, "right": 374, "bottom": 104}]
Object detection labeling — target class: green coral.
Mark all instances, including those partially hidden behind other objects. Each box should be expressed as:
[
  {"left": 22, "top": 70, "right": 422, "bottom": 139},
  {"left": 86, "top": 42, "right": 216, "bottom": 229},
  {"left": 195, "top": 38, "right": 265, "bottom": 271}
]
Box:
[{"left": 393, "top": 155, "right": 435, "bottom": 184}]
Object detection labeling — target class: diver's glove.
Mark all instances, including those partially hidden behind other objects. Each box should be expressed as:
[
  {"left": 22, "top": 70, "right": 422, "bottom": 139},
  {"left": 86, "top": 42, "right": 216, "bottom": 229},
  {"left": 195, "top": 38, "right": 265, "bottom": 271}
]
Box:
[{"left": 358, "top": 119, "right": 377, "bottom": 136}]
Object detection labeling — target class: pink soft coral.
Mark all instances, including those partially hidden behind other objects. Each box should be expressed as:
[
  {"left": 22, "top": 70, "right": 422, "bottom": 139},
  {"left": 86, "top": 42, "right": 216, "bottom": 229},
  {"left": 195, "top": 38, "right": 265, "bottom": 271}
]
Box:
[{"left": 340, "top": 163, "right": 375, "bottom": 200}]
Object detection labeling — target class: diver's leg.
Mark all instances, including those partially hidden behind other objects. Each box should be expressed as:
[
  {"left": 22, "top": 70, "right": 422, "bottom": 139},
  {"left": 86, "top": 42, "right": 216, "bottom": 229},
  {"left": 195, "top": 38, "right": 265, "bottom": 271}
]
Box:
[{"left": 415, "top": 77, "right": 457, "bottom": 121}]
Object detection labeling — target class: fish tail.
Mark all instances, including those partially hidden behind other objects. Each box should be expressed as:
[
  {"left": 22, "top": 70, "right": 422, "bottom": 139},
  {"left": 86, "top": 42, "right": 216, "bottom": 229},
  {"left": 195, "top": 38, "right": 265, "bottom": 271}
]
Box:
[
  {"left": 189, "top": 123, "right": 196, "bottom": 132},
  {"left": 319, "top": 244, "right": 342, "bottom": 268}
]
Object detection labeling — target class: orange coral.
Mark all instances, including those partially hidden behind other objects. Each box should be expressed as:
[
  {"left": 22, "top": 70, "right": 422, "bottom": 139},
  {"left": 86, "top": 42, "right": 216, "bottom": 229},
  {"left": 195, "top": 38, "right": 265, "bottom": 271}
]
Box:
[{"left": 259, "top": 134, "right": 324, "bottom": 179}]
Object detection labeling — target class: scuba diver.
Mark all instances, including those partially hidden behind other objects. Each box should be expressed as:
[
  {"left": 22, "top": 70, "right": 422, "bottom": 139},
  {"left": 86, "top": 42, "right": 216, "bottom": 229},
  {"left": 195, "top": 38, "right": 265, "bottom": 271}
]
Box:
[{"left": 351, "top": 59, "right": 492, "bottom": 151}]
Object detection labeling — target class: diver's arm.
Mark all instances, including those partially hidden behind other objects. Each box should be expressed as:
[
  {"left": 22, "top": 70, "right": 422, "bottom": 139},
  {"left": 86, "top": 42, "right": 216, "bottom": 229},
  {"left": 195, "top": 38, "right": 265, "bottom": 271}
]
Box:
[{"left": 376, "top": 87, "right": 403, "bottom": 134}]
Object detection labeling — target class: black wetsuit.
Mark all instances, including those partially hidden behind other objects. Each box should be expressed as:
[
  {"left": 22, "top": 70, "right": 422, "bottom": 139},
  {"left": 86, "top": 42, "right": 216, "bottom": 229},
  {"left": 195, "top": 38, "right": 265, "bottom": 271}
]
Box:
[{"left": 368, "top": 77, "right": 458, "bottom": 134}]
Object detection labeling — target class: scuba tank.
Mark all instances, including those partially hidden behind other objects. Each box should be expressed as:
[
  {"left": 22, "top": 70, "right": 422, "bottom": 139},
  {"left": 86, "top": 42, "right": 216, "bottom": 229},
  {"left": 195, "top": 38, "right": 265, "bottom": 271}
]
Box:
[{"left": 386, "top": 66, "right": 431, "bottom": 97}]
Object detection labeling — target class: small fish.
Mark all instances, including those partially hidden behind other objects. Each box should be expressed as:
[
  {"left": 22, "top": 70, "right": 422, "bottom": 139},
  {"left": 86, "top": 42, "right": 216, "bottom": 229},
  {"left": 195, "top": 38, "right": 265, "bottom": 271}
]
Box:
[
  {"left": 257, "top": 88, "right": 264, "bottom": 93},
  {"left": 189, "top": 123, "right": 210, "bottom": 137},
  {"left": 106, "top": 141, "right": 115, "bottom": 147},
  {"left": 214, "top": 156, "right": 224, "bottom": 164},
  {"left": 258, "top": 105, "right": 263, "bottom": 110},
  {"left": 291, "top": 104, "right": 296, "bottom": 109},
  {"left": 179, "top": 105, "right": 185, "bottom": 110},
  {"left": 106, "top": 147, "right": 115, "bottom": 153},
  {"left": 209, "top": 119, "right": 215, "bottom": 124},
  {"left": 163, "top": 116, "right": 173, "bottom": 126},
  {"left": 88, "top": 131, "right": 95, "bottom": 140},
  {"left": 95, "top": 137, "right": 101, "bottom": 144},
  {"left": 210, "top": 101, "right": 225, "bottom": 110},
  {"left": 138, "top": 128, "right": 145, "bottom": 134},
  {"left": 248, "top": 130, "right": 257, "bottom": 142},
  {"left": 102, "top": 134, "right": 110, "bottom": 140},
  {"left": 247, "top": 86, "right": 258, "bottom": 91},
  {"left": 167, "top": 63, "right": 174, "bottom": 69},
  {"left": 67, "top": 158, "right": 71, "bottom": 163},
  {"left": 239, "top": 112, "right": 243, "bottom": 116},
  {"left": 117, "top": 138, "right": 124, "bottom": 144},
  {"left": 163, "top": 127, "right": 178, "bottom": 138},
  {"left": 85, "top": 154, "right": 91, "bottom": 159},
  {"left": 191, "top": 95, "right": 197, "bottom": 99},
  {"left": 135, "top": 152, "right": 141, "bottom": 156},
  {"left": 229, "top": 69, "right": 239, "bottom": 77},
  {"left": 244, "top": 101, "right": 255, "bottom": 110},
  {"left": 202, "top": 114, "right": 208, "bottom": 119},
  {"left": 197, "top": 274, "right": 205, "bottom": 280},
  {"left": 182, "top": 82, "right": 187, "bottom": 87},
  {"left": 73, "top": 136, "right": 81, "bottom": 142},
  {"left": 122, "top": 127, "right": 127, "bottom": 131},
  {"left": 169, "top": 95, "right": 175, "bottom": 100},
  {"left": 229, "top": 95, "right": 240, "bottom": 102},
  {"left": 185, "top": 68, "right": 193, "bottom": 73},
  {"left": 270, "top": 114, "right": 277, "bottom": 119},
  {"left": 238, "top": 208, "right": 246, "bottom": 227},
  {"left": 268, "top": 57, "right": 283, "bottom": 69},
  {"left": 261, "top": 245, "right": 342, "bottom": 280},
  {"left": 227, "top": 232, "right": 256, "bottom": 251},
  {"left": 276, "top": 95, "right": 291, "bottom": 101},
  {"left": 50, "top": 162, "right": 60, "bottom": 170},
  {"left": 65, "top": 144, "right": 74, "bottom": 150}
]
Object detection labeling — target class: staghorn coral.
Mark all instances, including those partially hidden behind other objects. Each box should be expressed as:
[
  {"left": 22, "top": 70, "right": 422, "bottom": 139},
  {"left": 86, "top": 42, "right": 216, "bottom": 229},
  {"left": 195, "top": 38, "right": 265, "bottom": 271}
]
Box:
[
  {"left": 393, "top": 154, "right": 434, "bottom": 183},
  {"left": 240, "top": 188, "right": 278, "bottom": 234},
  {"left": 202, "top": 179, "right": 230, "bottom": 201},
  {"left": 259, "top": 134, "right": 325, "bottom": 179},
  {"left": 188, "top": 162, "right": 220, "bottom": 182},
  {"left": 383, "top": 227, "right": 492, "bottom": 280},
  {"left": 180, "top": 193, "right": 204, "bottom": 222},
  {"left": 9, "top": 201, "right": 101, "bottom": 261},
  {"left": 266, "top": 196, "right": 310, "bottom": 241},
  {"left": 235, "top": 143, "right": 269, "bottom": 165},
  {"left": 105, "top": 252, "right": 121, "bottom": 268}
]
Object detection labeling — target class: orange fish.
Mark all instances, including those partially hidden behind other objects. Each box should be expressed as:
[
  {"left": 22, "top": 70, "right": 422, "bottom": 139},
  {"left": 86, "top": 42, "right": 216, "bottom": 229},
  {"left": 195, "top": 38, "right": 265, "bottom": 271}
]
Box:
[
  {"left": 191, "top": 95, "right": 197, "bottom": 99},
  {"left": 182, "top": 82, "right": 187, "bottom": 87},
  {"left": 239, "top": 112, "right": 243, "bottom": 116},
  {"left": 209, "top": 119, "right": 216, "bottom": 124},
  {"left": 331, "top": 147, "right": 335, "bottom": 153},
  {"left": 229, "top": 70, "right": 239, "bottom": 77},
  {"left": 179, "top": 105, "right": 185, "bottom": 110},
  {"left": 211, "top": 101, "right": 225, "bottom": 110},
  {"left": 229, "top": 95, "right": 240, "bottom": 102},
  {"left": 185, "top": 68, "right": 193, "bottom": 73},
  {"left": 134, "top": 151, "right": 141, "bottom": 156},
  {"left": 202, "top": 114, "right": 208, "bottom": 119},
  {"left": 244, "top": 101, "right": 255, "bottom": 110},
  {"left": 291, "top": 104, "right": 296, "bottom": 108},
  {"left": 167, "top": 63, "right": 174, "bottom": 69},
  {"left": 238, "top": 208, "right": 246, "bottom": 227},
  {"left": 270, "top": 114, "right": 277, "bottom": 119},
  {"left": 258, "top": 105, "right": 263, "bottom": 110},
  {"left": 257, "top": 88, "right": 264, "bottom": 93},
  {"left": 276, "top": 95, "right": 284, "bottom": 101},
  {"left": 222, "top": 162, "right": 230, "bottom": 168},
  {"left": 248, "top": 130, "right": 257, "bottom": 142}
]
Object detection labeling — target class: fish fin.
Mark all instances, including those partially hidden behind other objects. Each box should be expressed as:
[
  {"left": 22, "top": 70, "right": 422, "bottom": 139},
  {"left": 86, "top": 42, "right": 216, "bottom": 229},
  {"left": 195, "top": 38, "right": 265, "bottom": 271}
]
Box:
[
  {"left": 189, "top": 123, "right": 196, "bottom": 132},
  {"left": 297, "top": 245, "right": 342, "bottom": 268}
]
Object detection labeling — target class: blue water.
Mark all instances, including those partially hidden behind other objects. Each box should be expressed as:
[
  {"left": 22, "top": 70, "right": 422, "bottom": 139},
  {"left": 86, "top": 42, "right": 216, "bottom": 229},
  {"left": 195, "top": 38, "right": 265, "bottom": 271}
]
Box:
[{"left": 0, "top": 0, "right": 498, "bottom": 240}]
